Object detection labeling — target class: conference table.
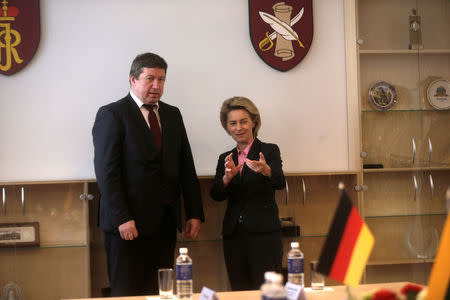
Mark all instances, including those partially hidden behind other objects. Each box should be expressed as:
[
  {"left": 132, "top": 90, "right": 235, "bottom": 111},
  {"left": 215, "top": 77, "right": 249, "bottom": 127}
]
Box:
[{"left": 65, "top": 282, "right": 416, "bottom": 300}]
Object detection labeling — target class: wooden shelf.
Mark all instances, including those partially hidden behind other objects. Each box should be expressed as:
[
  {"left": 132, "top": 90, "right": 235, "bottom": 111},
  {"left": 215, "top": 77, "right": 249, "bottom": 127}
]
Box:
[
  {"left": 285, "top": 171, "right": 359, "bottom": 176},
  {"left": 363, "top": 167, "right": 450, "bottom": 173},
  {"left": 367, "top": 259, "right": 434, "bottom": 266},
  {"left": 362, "top": 109, "right": 448, "bottom": 113},
  {"left": 0, "top": 244, "right": 88, "bottom": 251},
  {"left": 365, "top": 213, "right": 447, "bottom": 219},
  {"left": 0, "top": 179, "right": 93, "bottom": 186},
  {"left": 0, "top": 173, "right": 360, "bottom": 184},
  {"left": 360, "top": 49, "right": 450, "bottom": 55},
  {"left": 201, "top": 171, "right": 359, "bottom": 179},
  {"left": 302, "top": 234, "right": 328, "bottom": 238}
]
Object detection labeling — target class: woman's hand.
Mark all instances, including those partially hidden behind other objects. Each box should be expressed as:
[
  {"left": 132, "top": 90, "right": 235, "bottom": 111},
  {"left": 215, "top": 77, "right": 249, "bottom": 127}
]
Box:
[
  {"left": 246, "top": 152, "right": 271, "bottom": 177},
  {"left": 223, "top": 152, "right": 243, "bottom": 186}
]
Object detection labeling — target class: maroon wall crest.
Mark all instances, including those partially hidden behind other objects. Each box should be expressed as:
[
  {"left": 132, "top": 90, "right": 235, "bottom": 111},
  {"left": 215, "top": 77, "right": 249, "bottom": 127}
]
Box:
[
  {"left": 0, "top": 0, "right": 40, "bottom": 75},
  {"left": 249, "top": 0, "right": 313, "bottom": 72}
]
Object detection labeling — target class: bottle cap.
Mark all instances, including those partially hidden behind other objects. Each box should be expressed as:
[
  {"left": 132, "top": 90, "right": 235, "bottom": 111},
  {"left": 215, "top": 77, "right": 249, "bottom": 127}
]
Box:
[
  {"left": 272, "top": 273, "right": 283, "bottom": 283},
  {"left": 291, "top": 242, "right": 299, "bottom": 248},
  {"left": 179, "top": 248, "right": 188, "bottom": 254},
  {"left": 264, "top": 271, "right": 276, "bottom": 280}
]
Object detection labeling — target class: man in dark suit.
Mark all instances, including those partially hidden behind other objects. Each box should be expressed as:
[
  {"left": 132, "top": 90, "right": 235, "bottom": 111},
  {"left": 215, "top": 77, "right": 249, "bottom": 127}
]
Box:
[{"left": 92, "top": 52, "right": 204, "bottom": 296}]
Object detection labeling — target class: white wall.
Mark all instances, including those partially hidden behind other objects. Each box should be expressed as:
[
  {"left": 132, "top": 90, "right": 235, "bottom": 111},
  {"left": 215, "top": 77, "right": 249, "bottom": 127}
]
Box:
[{"left": 0, "top": 0, "right": 348, "bottom": 181}]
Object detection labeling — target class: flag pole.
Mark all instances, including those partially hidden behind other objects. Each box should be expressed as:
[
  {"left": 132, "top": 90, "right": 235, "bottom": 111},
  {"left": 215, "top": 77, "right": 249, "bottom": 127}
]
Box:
[{"left": 345, "top": 285, "right": 357, "bottom": 300}]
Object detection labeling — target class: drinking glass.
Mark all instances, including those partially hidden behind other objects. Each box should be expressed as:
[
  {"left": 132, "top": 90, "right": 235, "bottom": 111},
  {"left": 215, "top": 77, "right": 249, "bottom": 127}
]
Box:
[
  {"left": 158, "top": 268, "right": 173, "bottom": 299},
  {"left": 310, "top": 261, "right": 325, "bottom": 290}
]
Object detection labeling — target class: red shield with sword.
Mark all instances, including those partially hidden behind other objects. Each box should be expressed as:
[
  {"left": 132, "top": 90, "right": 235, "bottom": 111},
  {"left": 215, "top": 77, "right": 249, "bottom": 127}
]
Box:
[
  {"left": 0, "top": 0, "right": 40, "bottom": 75},
  {"left": 249, "top": 0, "right": 313, "bottom": 72}
]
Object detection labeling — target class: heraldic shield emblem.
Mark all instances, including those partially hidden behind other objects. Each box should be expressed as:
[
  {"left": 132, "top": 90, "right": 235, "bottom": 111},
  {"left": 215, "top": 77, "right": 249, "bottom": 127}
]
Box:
[
  {"left": 249, "top": 0, "right": 313, "bottom": 72},
  {"left": 0, "top": 0, "right": 40, "bottom": 75}
]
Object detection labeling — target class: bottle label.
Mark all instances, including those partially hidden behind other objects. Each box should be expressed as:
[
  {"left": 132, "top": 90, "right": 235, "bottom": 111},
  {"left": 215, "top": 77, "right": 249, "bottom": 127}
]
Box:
[
  {"left": 177, "top": 264, "right": 192, "bottom": 280},
  {"left": 288, "top": 257, "right": 304, "bottom": 273}
]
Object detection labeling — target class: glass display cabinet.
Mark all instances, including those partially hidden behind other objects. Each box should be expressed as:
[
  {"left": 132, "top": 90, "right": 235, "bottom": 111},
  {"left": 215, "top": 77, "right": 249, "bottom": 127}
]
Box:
[
  {"left": 356, "top": 0, "right": 449, "bottom": 284},
  {"left": 0, "top": 182, "right": 91, "bottom": 300}
]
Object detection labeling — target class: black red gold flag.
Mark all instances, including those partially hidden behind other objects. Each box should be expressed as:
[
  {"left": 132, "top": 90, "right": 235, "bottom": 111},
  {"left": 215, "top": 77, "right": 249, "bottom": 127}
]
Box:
[{"left": 317, "top": 190, "right": 374, "bottom": 287}]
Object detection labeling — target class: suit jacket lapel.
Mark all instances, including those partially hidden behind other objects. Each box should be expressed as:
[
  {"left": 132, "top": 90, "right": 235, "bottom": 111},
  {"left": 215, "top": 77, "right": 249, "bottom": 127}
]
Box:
[{"left": 158, "top": 101, "right": 170, "bottom": 152}]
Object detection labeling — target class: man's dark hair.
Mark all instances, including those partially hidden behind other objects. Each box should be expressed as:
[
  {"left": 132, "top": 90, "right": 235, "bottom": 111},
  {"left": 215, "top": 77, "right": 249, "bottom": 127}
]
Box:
[{"left": 129, "top": 52, "right": 168, "bottom": 79}]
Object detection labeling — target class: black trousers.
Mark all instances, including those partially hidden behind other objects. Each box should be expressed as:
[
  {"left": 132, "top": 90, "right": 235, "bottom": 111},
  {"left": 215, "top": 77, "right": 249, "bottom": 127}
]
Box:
[
  {"left": 103, "top": 207, "right": 177, "bottom": 296},
  {"left": 223, "top": 224, "right": 283, "bottom": 291}
]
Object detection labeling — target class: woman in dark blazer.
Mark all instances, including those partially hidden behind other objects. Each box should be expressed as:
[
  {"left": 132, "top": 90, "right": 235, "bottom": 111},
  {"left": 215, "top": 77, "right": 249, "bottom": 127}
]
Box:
[{"left": 210, "top": 96, "right": 286, "bottom": 290}]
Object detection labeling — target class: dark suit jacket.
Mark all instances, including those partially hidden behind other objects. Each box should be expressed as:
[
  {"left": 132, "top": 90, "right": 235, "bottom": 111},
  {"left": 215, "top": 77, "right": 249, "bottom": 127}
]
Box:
[
  {"left": 210, "top": 138, "right": 285, "bottom": 236},
  {"left": 92, "top": 94, "right": 204, "bottom": 235}
]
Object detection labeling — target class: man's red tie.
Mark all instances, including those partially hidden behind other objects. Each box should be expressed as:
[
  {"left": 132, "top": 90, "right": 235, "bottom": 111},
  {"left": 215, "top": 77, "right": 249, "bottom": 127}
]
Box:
[
  {"left": 144, "top": 104, "right": 162, "bottom": 151},
  {"left": 144, "top": 104, "right": 169, "bottom": 204}
]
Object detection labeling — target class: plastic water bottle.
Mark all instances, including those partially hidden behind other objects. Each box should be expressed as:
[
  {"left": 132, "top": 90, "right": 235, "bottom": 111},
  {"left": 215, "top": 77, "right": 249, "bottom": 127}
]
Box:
[
  {"left": 260, "top": 271, "right": 275, "bottom": 298},
  {"left": 176, "top": 247, "right": 193, "bottom": 300},
  {"left": 261, "top": 272, "right": 287, "bottom": 300},
  {"left": 287, "top": 241, "right": 304, "bottom": 287}
]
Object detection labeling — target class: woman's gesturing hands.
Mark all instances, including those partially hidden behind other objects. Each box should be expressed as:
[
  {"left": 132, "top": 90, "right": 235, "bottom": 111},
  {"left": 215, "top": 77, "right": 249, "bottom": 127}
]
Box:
[
  {"left": 246, "top": 152, "right": 271, "bottom": 177},
  {"left": 223, "top": 152, "right": 272, "bottom": 187},
  {"left": 223, "top": 152, "right": 243, "bottom": 186}
]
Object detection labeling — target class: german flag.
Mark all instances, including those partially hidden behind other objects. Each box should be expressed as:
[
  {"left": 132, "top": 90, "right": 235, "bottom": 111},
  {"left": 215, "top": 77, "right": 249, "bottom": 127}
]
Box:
[
  {"left": 317, "top": 190, "right": 374, "bottom": 287},
  {"left": 426, "top": 212, "right": 450, "bottom": 300}
]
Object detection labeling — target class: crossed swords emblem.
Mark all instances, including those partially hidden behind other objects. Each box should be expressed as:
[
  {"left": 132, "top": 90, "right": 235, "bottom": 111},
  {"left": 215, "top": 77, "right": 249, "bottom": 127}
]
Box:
[{"left": 258, "top": 7, "right": 305, "bottom": 52}]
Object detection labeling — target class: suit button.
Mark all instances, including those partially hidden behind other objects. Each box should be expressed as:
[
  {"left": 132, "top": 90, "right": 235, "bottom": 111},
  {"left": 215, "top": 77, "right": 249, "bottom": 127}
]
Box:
[{"left": 238, "top": 215, "right": 243, "bottom": 223}]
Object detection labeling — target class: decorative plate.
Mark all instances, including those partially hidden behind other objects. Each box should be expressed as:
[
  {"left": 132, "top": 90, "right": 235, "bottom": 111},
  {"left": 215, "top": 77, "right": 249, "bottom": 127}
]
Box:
[
  {"left": 426, "top": 78, "right": 449, "bottom": 110},
  {"left": 368, "top": 81, "right": 398, "bottom": 111}
]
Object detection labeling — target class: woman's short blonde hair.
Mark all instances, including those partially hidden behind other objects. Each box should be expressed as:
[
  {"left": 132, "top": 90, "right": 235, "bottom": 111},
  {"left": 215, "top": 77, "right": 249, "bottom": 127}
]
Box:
[{"left": 220, "top": 96, "right": 261, "bottom": 137}]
